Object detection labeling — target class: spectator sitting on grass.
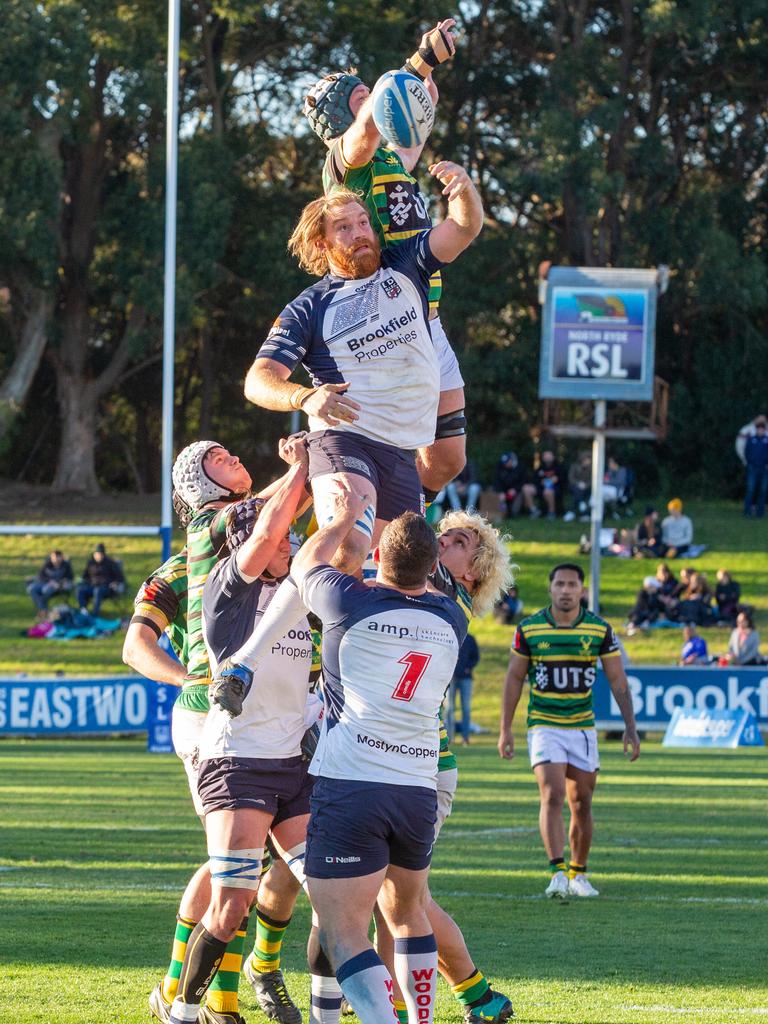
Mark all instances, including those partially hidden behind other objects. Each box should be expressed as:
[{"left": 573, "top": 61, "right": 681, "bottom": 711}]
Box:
[
  {"left": 680, "top": 623, "right": 709, "bottom": 665},
  {"left": 26, "top": 550, "right": 74, "bottom": 617},
  {"left": 715, "top": 569, "right": 741, "bottom": 626},
  {"left": 722, "top": 611, "right": 764, "bottom": 666},
  {"left": 493, "top": 584, "right": 524, "bottom": 625},
  {"left": 77, "top": 543, "right": 126, "bottom": 618},
  {"left": 677, "top": 571, "right": 715, "bottom": 627},
  {"left": 654, "top": 562, "right": 680, "bottom": 620},
  {"left": 626, "top": 576, "right": 663, "bottom": 636},
  {"left": 661, "top": 498, "right": 693, "bottom": 558},
  {"left": 633, "top": 506, "right": 665, "bottom": 559}
]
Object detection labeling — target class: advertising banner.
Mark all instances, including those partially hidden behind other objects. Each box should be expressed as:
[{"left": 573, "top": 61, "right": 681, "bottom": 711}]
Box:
[
  {"left": 539, "top": 266, "right": 658, "bottom": 401},
  {"left": 0, "top": 676, "right": 162, "bottom": 736},
  {"left": 593, "top": 666, "right": 768, "bottom": 732},
  {"left": 662, "top": 708, "right": 764, "bottom": 748}
]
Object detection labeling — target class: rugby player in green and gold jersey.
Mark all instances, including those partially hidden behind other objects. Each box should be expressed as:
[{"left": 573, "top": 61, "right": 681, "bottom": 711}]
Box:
[
  {"left": 303, "top": 19, "right": 468, "bottom": 501},
  {"left": 499, "top": 563, "right": 640, "bottom": 899}
]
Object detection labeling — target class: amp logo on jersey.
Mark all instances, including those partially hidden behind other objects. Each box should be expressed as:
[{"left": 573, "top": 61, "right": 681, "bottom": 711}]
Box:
[
  {"left": 391, "top": 651, "right": 432, "bottom": 701},
  {"left": 381, "top": 276, "right": 401, "bottom": 300}
]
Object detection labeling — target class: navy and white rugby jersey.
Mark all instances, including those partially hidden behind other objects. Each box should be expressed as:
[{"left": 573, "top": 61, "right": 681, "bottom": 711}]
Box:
[
  {"left": 200, "top": 557, "right": 313, "bottom": 760},
  {"left": 297, "top": 564, "right": 468, "bottom": 788},
  {"left": 258, "top": 233, "right": 443, "bottom": 450}
]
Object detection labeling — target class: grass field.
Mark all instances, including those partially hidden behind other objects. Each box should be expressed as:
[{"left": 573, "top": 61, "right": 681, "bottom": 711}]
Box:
[
  {"left": 1, "top": 736, "right": 766, "bottom": 1024},
  {"left": 2, "top": 496, "right": 767, "bottom": 717}
]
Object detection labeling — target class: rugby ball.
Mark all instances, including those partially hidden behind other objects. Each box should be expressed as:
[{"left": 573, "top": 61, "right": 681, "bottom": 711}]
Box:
[{"left": 371, "top": 70, "right": 435, "bottom": 149}]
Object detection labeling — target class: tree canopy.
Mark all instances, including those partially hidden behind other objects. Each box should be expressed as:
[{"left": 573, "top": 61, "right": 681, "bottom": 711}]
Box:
[{"left": 1, "top": 0, "right": 766, "bottom": 495}]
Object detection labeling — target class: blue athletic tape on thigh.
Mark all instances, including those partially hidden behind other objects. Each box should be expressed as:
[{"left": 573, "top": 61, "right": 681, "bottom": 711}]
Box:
[{"left": 208, "top": 847, "right": 264, "bottom": 889}]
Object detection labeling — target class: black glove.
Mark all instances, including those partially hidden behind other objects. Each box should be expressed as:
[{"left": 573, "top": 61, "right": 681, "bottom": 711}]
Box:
[
  {"left": 208, "top": 659, "right": 253, "bottom": 718},
  {"left": 404, "top": 23, "right": 455, "bottom": 80}
]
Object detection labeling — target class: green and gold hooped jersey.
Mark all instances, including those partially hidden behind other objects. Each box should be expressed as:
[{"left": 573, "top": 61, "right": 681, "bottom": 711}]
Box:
[
  {"left": 183, "top": 506, "right": 230, "bottom": 709},
  {"left": 511, "top": 606, "right": 621, "bottom": 730},
  {"left": 131, "top": 549, "right": 189, "bottom": 663},
  {"left": 323, "top": 143, "right": 442, "bottom": 310},
  {"left": 430, "top": 562, "right": 474, "bottom": 772}
]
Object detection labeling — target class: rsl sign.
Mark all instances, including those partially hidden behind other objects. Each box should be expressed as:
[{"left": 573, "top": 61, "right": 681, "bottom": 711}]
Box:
[{"left": 539, "top": 267, "right": 659, "bottom": 401}]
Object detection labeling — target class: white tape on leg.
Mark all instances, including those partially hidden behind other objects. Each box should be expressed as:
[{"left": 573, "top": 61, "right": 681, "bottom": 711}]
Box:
[{"left": 208, "top": 847, "right": 264, "bottom": 890}]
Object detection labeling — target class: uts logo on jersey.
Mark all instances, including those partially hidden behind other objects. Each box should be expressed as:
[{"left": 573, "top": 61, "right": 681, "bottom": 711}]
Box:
[{"left": 381, "top": 276, "right": 401, "bottom": 300}]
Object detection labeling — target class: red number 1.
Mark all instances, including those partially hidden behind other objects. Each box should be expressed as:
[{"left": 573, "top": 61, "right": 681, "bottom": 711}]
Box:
[{"left": 391, "top": 651, "right": 432, "bottom": 702}]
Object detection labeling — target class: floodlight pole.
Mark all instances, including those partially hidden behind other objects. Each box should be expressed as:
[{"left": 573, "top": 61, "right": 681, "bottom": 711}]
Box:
[
  {"left": 160, "top": 0, "right": 181, "bottom": 562},
  {"left": 588, "top": 400, "right": 606, "bottom": 612}
]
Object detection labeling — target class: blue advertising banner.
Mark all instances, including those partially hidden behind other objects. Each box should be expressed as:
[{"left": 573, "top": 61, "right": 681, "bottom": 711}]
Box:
[
  {"left": 662, "top": 708, "right": 764, "bottom": 749},
  {"left": 539, "top": 267, "right": 658, "bottom": 401},
  {"left": 147, "top": 682, "right": 179, "bottom": 753},
  {"left": 0, "top": 676, "right": 159, "bottom": 736},
  {"left": 593, "top": 666, "right": 768, "bottom": 732}
]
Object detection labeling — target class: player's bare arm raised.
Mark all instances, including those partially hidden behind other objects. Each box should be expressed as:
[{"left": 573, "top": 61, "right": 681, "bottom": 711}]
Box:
[{"left": 428, "top": 161, "right": 484, "bottom": 264}]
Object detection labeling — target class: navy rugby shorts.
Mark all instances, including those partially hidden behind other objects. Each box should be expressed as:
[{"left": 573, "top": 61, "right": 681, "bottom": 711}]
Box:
[
  {"left": 307, "top": 431, "right": 423, "bottom": 522},
  {"left": 197, "top": 755, "right": 314, "bottom": 822},
  {"left": 305, "top": 777, "right": 437, "bottom": 878}
]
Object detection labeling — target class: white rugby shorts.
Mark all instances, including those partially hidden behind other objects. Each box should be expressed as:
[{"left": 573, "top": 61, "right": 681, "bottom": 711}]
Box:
[
  {"left": 431, "top": 316, "right": 465, "bottom": 393},
  {"left": 527, "top": 726, "right": 600, "bottom": 774},
  {"left": 172, "top": 705, "right": 208, "bottom": 816},
  {"left": 434, "top": 766, "right": 458, "bottom": 839}
]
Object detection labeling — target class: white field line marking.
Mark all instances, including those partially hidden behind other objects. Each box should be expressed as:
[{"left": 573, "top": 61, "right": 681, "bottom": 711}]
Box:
[
  {"left": 620, "top": 1006, "right": 768, "bottom": 1017},
  {"left": 439, "top": 890, "right": 768, "bottom": 906}
]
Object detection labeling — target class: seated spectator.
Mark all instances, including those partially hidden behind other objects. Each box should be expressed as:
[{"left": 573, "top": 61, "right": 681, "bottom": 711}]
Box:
[
  {"left": 715, "top": 569, "right": 741, "bottom": 626},
  {"left": 661, "top": 498, "right": 693, "bottom": 558},
  {"left": 493, "top": 452, "right": 538, "bottom": 519},
  {"left": 626, "top": 576, "right": 663, "bottom": 635},
  {"left": 493, "top": 584, "right": 524, "bottom": 625},
  {"left": 633, "top": 507, "right": 665, "bottom": 559},
  {"left": 680, "top": 623, "right": 709, "bottom": 665},
  {"left": 654, "top": 562, "right": 680, "bottom": 619},
  {"left": 26, "top": 550, "right": 74, "bottom": 616},
  {"left": 722, "top": 611, "right": 764, "bottom": 666},
  {"left": 604, "top": 456, "right": 634, "bottom": 517},
  {"left": 565, "top": 451, "right": 592, "bottom": 521},
  {"left": 77, "top": 543, "right": 126, "bottom": 617},
  {"left": 535, "top": 449, "right": 565, "bottom": 520},
  {"left": 445, "top": 460, "right": 482, "bottom": 512},
  {"left": 676, "top": 570, "right": 715, "bottom": 626}
]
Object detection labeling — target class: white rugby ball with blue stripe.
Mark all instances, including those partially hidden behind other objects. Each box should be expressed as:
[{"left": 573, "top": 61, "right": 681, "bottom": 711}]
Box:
[{"left": 371, "top": 70, "right": 435, "bottom": 149}]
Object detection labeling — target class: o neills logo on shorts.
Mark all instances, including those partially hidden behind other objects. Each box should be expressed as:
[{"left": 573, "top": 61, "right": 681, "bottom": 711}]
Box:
[
  {"left": 325, "top": 855, "right": 361, "bottom": 864},
  {"left": 347, "top": 307, "right": 417, "bottom": 352}
]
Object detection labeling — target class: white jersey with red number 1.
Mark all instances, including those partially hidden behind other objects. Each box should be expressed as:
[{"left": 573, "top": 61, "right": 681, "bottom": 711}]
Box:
[{"left": 297, "top": 565, "right": 468, "bottom": 789}]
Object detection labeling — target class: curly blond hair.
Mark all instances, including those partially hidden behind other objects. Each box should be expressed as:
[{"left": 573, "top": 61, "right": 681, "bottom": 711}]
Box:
[
  {"left": 437, "top": 510, "right": 516, "bottom": 617},
  {"left": 288, "top": 188, "right": 368, "bottom": 276}
]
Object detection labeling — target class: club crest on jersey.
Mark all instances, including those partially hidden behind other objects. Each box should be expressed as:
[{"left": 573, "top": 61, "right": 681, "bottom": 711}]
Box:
[
  {"left": 381, "top": 275, "right": 401, "bottom": 300},
  {"left": 580, "top": 635, "right": 592, "bottom": 653}
]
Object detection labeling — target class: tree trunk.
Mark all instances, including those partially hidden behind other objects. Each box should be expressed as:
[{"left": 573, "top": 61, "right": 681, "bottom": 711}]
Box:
[
  {"left": 52, "top": 374, "right": 100, "bottom": 494},
  {"left": 0, "top": 287, "right": 52, "bottom": 442}
]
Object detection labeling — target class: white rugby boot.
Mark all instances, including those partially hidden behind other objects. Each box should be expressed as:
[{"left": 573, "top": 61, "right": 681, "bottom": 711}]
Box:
[
  {"left": 568, "top": 873, "right": 599, "bottom": 897},
  {"left": 544, "top": 870, "right": 569, "bottom": 899}
]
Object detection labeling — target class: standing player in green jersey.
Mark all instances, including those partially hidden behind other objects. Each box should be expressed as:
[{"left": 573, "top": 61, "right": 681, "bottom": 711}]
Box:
[
  {"left": 371, "top": 509, "right": 516, "bottom": 1024},
  {"left": 498, "top": 563, "right": 640, "bottom": 899},
  {"left": 303, "top": 19, "right": 467, "bottom": 501}
]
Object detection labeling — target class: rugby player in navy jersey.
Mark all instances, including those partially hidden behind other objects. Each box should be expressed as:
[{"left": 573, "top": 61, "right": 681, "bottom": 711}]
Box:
[{"left": 291, "top": 483, "right": 467, "bottom": 1024}]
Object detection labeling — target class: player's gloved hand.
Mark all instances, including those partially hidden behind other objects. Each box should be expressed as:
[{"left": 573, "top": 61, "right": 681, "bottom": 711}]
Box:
[
  {"left": 225, "top": 497, "right": 266, "bottom": 553},
  {"left": 300, "top": 722, "right": 321, "bottom": 762},
  {"left": 209, "top": 660, "right": 253, "bottom": 718},
  {"left": 404, "top": 19, "right": 456, "bottom": 80}
]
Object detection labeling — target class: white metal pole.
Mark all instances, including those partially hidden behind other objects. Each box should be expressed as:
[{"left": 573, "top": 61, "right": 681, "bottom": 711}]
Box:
[
  {"left": 589, "top": 400, "right": 606, "bottom": 612},
  {"left": 160, "top": 0, "right": 181, "bottom": 561}
]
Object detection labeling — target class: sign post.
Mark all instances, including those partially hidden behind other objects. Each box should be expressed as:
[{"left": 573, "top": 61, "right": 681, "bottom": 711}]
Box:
[{"left": 539, "top": 265, "right": 666, "bottom": 611}]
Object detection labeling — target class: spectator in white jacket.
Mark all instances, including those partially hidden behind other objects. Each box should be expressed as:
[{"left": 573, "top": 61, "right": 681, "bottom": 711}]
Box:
[{"left": 735, "top": 414, "right": 768, "bottom": 465}]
